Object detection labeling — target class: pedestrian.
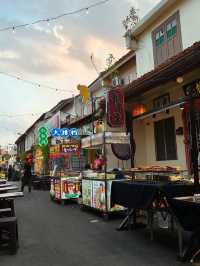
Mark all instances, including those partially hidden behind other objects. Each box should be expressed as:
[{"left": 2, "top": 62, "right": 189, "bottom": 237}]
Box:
[
  {"left": 113, "top": 168, "right": 125, "bottom": 180},
  {"left": 8, "top": 165, "right": 13, "bottom": 181},
  {"left": 21, "top": 159, "right": 32, "bottom": 192}
]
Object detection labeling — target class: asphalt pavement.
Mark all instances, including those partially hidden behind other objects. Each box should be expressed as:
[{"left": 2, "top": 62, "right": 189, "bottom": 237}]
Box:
[{"left": 0, "top": 188, "right": 189, "bottom": 266}]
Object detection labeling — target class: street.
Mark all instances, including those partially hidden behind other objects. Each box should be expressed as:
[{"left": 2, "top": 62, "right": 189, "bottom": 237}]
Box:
[{"left": 0, "top": 188, "right": 188, "bottom": 266}]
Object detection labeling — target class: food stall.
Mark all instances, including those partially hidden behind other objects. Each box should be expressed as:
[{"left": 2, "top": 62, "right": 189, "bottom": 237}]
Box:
[
  {"left": 81, "top": 132, "right": 131, "bottom": 217},
  {"left": 50, "top": 142, "right": 82, "bottom": 204}
]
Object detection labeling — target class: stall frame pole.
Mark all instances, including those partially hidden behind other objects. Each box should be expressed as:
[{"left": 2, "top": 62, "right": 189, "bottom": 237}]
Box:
[{"left": 188, "top": 95, "right": 199, "bottom": 186}]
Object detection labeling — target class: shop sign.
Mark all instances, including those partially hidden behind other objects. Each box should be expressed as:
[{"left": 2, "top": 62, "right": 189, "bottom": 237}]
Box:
[
  {"left": 107, "top": 88, "right": 125, "bottom": 128},
  {"left": 50, "top": 128, "right": 78, "bottom": 139},
  {"left": 183, "top": 79, "right": 200, "bottom": 96},
  {"left": 61, "top": 143, "right": 80, "bottom": 154}
]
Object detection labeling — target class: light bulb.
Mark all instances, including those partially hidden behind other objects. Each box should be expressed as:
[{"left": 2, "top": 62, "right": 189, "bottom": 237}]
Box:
[
  {"left": 86, "top": 8, "right": 89, "bottom": 15},
  {"left": 12, "top": 26, "right": 15, "bottom": 33}
]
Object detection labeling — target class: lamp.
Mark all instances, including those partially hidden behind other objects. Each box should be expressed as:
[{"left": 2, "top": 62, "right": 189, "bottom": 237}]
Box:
[{"left": 176, "top": 76, "right": 184, "bottom": 84}]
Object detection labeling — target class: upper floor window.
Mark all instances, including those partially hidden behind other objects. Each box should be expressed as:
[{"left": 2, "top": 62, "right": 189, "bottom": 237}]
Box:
[{"left": 152, "top": 11, "right": 182, "bottom": 67}]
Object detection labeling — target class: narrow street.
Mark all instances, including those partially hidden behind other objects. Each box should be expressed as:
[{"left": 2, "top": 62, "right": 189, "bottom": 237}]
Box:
[{"left": 0, "top": 188, "right": 187, "bottom": 266}]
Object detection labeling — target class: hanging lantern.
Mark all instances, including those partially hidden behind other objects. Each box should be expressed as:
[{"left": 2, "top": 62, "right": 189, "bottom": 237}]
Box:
[{"left": 132, "top": 104, "right": 146, "bottom": 117}]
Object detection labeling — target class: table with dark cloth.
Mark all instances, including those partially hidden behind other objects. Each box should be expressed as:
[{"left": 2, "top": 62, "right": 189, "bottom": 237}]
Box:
[
  {"left": 111, "top": 181, "right": 198, "bottom": 210},
  {"left": 167, "top": 198, "right": 200, "bottom": 261}
]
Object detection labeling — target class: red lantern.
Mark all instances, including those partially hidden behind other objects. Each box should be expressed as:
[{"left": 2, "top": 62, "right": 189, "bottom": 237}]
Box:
[{"left": 132, "top": 104, "right": 146, "bottom": 117}]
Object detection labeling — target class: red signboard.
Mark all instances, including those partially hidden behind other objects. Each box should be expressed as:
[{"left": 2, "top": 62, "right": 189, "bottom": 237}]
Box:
[{"left": 107, "top": 87, "right": 125, "bottom": 128}]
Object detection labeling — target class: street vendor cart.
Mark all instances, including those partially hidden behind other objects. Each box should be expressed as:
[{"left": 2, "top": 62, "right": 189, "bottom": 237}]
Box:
[
  {"left": 49, "top": 142, "right": 82, "bottom": 204},
  {"left": 81, "top": 132, "right": 131, "bottom": 218}
]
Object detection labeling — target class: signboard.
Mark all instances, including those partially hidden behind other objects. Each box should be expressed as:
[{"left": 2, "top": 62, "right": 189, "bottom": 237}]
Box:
[
  {"left": 54, "top": 179, "right": 61, "bottom": 200},
  {"left": 61, "top": 143, "right": 80, "bottom": 155},
  {"left": 183, "top": 80, "right": 200, "bottom": 96},
  {"left": 107, "top": 88, "right": 125, "bottom": 128},
  {"left": 61, "top": 179, "right": 81, "bottom": 199},
  {"left": 50, "top": 128, "right": 78, "bottom": 139}
]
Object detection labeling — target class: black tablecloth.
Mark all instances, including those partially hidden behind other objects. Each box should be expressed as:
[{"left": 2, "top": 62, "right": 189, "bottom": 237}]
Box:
[
  {"left": 168, "top": 198, "right": 200, "bottom": 231},
  {"left": 111, "top": 181, "right": 199, "bottom": 209}
]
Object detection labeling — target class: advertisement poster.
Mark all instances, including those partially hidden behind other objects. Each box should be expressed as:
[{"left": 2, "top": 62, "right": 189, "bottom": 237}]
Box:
[
  {"left": 92, "top": 181, "right": 106, "bottom": 211},
  {"left": 61, "top": 179, "right": 81, "bottom": 199},
  {"left": 50, "top": 179, "right": 55, "bottom": 196},
  {"left": 54, "top": 179, "right": 61, "bottom": 200},
  {"left": 82, "top": 180, "right": 93, "bottom": 207}
]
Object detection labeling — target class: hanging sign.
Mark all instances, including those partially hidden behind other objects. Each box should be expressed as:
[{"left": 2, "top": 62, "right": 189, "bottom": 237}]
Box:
[{"left": 107, "top": 88, "right": 125, "bottom": 128}]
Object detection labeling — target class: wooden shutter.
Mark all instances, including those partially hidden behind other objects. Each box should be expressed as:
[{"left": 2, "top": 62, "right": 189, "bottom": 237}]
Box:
[
  {"left": 154, "top": 117, "right": 177, "bottom": 161},
  {"left": 154, "top": 120, "right": 166, "bottom": 161},
  {"left": 166, "top": 11, "right": 182, "bottom": 59},
  {"left": 152, "top": 11, "right": 182, "bottom": 67},
  {"left": 164, "top": 117, "right": 177, "bottom": 160}
]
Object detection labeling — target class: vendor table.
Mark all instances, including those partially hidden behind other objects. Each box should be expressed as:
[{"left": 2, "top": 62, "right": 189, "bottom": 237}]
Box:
[
  {"left": 111, "top": 181, "right": 198, "bottom": 236},
  {"left": 0, "top": 192, "right": 24, "bottom": 216},
  {"left": 0, "top": 183, "right": 14, "bottom": 188},
  {"left": 0, "top": 186, "right": 18, "bottom": 193},
  {"left": 168, "top": 197, "right": 200, "bottom": 262}
]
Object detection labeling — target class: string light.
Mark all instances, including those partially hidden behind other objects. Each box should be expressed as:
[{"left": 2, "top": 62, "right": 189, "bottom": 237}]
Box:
[
  {"left": 0, "top": 113, "right": 42, "bottom": 118},
  {"left": 0, "top": 71, "right": 76, "bottom": 93},
  {"left": 0, "top": 0, "right": 110, "bottom": 33}
]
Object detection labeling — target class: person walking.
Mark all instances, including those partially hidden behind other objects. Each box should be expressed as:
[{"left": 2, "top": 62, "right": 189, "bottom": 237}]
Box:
[{"left": 21, "top": 159, "right": 32, "bottom": 192}]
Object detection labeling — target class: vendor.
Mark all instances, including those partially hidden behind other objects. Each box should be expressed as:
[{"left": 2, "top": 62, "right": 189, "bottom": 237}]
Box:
[
  {"left": 92, "top": 154, "right": 105, "bottom": 171},
  {"left": 113, "top": 168, "right": 124, "bottom": 180}
]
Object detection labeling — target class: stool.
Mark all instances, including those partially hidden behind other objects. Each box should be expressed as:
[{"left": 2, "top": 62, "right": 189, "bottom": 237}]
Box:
[{"left": 0, "top": 217, "right": 18, "bottom": 254}]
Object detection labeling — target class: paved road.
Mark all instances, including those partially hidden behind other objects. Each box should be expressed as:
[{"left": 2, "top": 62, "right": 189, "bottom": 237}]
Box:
[{"left": 0, "top": 189, "right": 188, "bottom": 266}]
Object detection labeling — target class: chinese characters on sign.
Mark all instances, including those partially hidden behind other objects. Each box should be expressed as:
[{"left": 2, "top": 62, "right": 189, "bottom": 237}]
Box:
[{"left": 50, "top": 128, "right": 78, "bottom": 138}]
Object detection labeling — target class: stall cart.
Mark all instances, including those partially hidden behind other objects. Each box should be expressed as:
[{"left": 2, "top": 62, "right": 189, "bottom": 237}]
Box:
[
  {"left": 81, "top": 132, "right": 131, "bottom": 218},
  {"left": 50, "top": 174, "right": 81, "bottom": 204}
]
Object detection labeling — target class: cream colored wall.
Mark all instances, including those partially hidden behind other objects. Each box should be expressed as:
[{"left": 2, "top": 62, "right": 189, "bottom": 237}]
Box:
[
  {"left": 136, "top": 0, "right": 200, "bottom": 77},
  {"left": 133, "top": 107, "right": 187, "bottom": 170},
  {"left": 106, "top": 145, "right": 131, "bottom": 171}
]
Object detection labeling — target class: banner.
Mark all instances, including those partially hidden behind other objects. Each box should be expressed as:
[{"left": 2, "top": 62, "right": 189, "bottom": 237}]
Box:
[{"left": 107, "top": 87, "right": 125, "bottom": 128}]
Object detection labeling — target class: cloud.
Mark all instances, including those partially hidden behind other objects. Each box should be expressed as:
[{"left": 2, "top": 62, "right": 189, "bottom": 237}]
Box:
[{"left": 0, "top": 0, "right": 160, "bottom": 146}]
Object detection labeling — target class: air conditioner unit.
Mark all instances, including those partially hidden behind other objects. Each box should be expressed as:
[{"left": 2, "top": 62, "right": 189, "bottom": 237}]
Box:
[{"left": 112, "top": 77, "right": 124, "bottom": 87}]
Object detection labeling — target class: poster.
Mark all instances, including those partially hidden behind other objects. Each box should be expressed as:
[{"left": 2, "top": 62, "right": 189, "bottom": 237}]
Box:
[
  {"left": 61, "top": 179, "right": 81, "bottom": 199},
  {"left": 50, "top": 179, "right": 55, "bottom": 196},
  {"left": 92, "top": 181, "right": 106, "bottom": 211},
  {"left": 82, "top": 180, "right": 93, "bottom": 207},
  {"left": 54, "top": 179, "right": 61, "bottom": 200}
]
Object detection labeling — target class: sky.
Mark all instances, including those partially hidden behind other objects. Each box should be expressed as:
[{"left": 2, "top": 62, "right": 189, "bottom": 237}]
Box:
[{"left": 0, "top": 0, "right": 160, "bottom": 148}]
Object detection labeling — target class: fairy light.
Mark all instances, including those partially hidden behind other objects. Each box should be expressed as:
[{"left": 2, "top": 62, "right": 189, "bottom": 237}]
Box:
[
  {"left": 0, "top": 0, "right": 110, "bottom": 33},
  {"left": 0, "top": 71, "right": 76, "bottom": 93}
]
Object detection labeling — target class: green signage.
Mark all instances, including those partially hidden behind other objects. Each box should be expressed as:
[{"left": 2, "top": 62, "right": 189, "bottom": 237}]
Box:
[{"left": 38, "top": 126, "right": 48, "bottom": 146}]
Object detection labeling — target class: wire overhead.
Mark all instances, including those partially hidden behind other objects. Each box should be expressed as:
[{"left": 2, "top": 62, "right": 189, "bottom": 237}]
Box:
[
  {"left": 0, "top": 0, "right": 110, "bottom": 32},
  {"left": 0, "top": 71, "right": 75, "bottom": 93},
  {"left": 0, "top": 113, "right": 42, "bottom": 118}
]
